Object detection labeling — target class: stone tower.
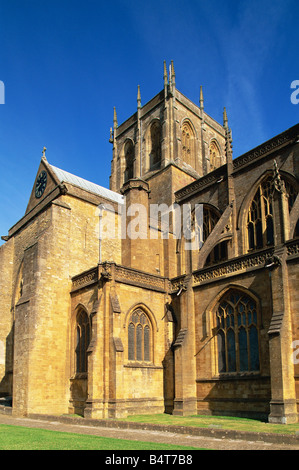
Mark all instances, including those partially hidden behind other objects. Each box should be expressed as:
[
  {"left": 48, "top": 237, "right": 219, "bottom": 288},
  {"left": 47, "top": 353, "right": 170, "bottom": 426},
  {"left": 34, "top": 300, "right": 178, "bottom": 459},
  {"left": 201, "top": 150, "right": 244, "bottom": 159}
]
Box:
[{"left": 109, "top": 61, "right": 228, "bottom": 201}]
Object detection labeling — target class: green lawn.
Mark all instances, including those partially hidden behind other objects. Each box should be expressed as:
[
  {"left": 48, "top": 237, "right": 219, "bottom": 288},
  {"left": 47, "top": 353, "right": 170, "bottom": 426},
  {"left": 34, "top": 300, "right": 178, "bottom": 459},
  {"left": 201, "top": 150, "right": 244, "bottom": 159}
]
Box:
[
  {"left": 121, "top": 413, "right": 299, "bottom": 435},
  {"left": 0, "top": 424, "right": 201, "bottom": 450},
  {"left": 2, "top": 412, "right": 298, "bottom": 450}
]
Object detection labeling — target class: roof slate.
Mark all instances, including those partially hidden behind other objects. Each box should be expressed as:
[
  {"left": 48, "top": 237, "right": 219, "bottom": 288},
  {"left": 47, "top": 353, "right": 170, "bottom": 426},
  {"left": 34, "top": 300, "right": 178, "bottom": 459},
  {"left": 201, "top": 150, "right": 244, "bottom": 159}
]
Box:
[{"left": 50, "top": 164, "right": 124, "bottom": 205}]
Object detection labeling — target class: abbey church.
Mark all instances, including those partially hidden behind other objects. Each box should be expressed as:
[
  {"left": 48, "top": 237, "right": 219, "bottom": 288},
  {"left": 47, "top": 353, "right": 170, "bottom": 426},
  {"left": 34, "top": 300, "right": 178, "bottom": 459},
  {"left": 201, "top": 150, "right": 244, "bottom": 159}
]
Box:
[{"left": 1, "top": 62, "right": 299, "bottom": 424}]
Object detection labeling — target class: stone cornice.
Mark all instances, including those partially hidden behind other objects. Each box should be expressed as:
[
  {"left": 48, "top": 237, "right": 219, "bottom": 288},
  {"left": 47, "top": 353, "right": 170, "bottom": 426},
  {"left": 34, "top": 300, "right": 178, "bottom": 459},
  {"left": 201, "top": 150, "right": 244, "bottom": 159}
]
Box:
[
  {"left": 71, "top": 267, "right": 98, "bottom": 292},
  {"left": 71, "top": 262, "right": 168, "bottom": 294},
  {"left": 113, "top": 263, "right": 168, "bottom": 292},
  {"left": 71, "top": 240, "right": 298, "bottom": 295},
  {"left": 192, "top": 247, "right": 275, "bottom": 286},
  {"left": 232, "top": 124, "right": 299, "bottom": 173},
  {"left": 175, "top": 166, "right": 226, "bottom": 202},
  {"left": 286, "top": 238, "right": 299, "bottom": 259}
]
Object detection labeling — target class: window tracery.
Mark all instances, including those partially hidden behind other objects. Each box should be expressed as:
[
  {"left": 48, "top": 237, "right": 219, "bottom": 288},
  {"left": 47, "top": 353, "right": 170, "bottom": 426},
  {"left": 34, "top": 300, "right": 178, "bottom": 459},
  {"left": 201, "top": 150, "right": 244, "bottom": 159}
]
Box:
[
  {"left": 181, "top": 121, "right": 195, "bottom": 166},
  {"left": 209, "top": 140, "right": 221, "bottom": 171},
  {"left": 247, "top": 175, "right": 298, "bottom": 251},
  {"left": 215, "top": 290, "right": 260, "bottom": 374},
  {"left": 128, "top": 308, "right": 151, "bottom": 362}
]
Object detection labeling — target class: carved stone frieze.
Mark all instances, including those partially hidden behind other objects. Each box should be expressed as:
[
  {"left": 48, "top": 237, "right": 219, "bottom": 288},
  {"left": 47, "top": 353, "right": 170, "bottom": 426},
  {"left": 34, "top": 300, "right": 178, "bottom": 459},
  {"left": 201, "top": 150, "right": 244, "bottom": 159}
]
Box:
[
  {"left": 193, "top": 248, "right": 274, "bottom": 284},
  {"left": 114, "top": 264, "right": 166, "bottom": 292},
  {"left": 175, "top": 167, "right": 224, "bottom": 202},
  {"left": 287, "top": 240, "right": 299, "bottom": 257},
  {"left": 233, "top": 133, "right": 292, "bottom": 171},
  {"left": 72, "top": 268, "right": 98, "bottom": 291}
]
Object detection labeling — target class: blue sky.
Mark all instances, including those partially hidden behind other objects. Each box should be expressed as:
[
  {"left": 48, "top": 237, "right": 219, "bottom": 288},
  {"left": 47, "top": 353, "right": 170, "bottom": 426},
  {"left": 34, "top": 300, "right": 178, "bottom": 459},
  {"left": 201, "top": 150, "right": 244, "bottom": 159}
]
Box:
[{"left": 0, "top": 0, "right": 298, "bottom": 243}]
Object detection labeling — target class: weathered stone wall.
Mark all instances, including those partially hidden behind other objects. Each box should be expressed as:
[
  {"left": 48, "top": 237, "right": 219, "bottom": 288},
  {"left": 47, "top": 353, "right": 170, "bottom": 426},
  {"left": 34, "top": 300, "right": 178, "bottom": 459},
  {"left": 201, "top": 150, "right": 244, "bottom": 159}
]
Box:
[{"left": 0, "top": 237, "right": 14, "bottom": 396}]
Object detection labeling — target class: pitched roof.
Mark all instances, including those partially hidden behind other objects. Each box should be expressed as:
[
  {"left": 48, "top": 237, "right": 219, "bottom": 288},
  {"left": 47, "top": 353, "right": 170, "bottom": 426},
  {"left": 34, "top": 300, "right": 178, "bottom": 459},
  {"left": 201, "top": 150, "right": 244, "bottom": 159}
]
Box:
[{"left": 50, "top": 164, "right": 124, "bottom": 205}]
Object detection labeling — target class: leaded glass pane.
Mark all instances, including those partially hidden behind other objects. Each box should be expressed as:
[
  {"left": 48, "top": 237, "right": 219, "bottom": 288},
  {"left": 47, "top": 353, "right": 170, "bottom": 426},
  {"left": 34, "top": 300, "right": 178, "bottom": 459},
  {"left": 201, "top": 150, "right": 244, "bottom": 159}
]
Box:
[
  {"left": 81, "top": 324, "right": 86, "bottom": 372},
  {"left": 216, "top": 290, "right": 260, "bottom": 374},
  {"left": 76, "top": 326, "right": 80, "bottom": 372},
  {"left": 128, "top": 310, "right": 151, "bottom": 362},
  {"left": 128, "top": 323, "right": 135, "bottom": 360},
  {"left": 144, "top": 325, "right": 150, "bottom": 362},
  {"left": 217, "top": 330, "right": 226, "bottom": 373},
  {"left": 227, "top": 329, "right": 236, "bottom": 372},
  {"left": 136, "top": 324, "right": 143, "bottom": 361},
  {"left": 239, "top": 327, "right": 248, "bottom": 371},
  {"left": 249, "top": 326, "right": 260, "bottom": 371},
  {"left": 75, "top": 311, "right": 90, "bottom": 373},
  {"left": 256, "top": 219, "right": 263, "bottom": 248}
]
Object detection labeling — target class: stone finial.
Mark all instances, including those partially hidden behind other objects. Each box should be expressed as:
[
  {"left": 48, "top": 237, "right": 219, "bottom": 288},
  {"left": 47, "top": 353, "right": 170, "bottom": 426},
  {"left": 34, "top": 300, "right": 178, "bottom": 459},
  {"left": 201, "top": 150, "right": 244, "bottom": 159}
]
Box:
[
  {"left": 137, "top": 85, "right": 141, "bottom": 109},
  {"left": 200, "top": 86, "right": 204, "bottom": 110},
  {"left": 113, "top": 107, "right": 118, "bottom": 129},
  {"left": 171, "top": 60, "right": 175, "bottom": 81},
  {"left": 223, "top": 107, "right": 228, "bottom": 129},
  {"left": 163, "top": 60, "right": 168, "bottom": 86}
]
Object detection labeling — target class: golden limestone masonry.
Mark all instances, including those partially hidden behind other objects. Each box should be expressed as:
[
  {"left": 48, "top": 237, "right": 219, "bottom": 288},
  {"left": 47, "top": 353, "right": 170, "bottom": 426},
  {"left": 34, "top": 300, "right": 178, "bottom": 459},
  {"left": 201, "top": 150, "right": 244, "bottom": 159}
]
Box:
[{"left": 1, "top": 62, "right": 299, "bottom": 423}]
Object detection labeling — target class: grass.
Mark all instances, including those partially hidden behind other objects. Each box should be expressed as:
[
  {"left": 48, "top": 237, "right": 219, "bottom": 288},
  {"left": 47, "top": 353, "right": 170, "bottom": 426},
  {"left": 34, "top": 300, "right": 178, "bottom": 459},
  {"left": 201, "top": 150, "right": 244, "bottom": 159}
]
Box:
[
  {"left": 0, "top": 424, "right": 201, "bottom": 450},
  {"left": 2, "top": 412, "right": 299, "bottom": 450},
  {"left": 121, "top": 413, "right": 299, "bottom": 435}
]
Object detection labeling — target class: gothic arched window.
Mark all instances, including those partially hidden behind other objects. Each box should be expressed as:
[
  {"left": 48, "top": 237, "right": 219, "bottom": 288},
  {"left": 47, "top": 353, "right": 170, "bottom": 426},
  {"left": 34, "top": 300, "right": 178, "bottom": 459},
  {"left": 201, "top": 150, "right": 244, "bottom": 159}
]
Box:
[
  {"left": 128, "top": 308, "right": 151, "bottom": 362},
  {"left": 247, "top": 176, "right": 273, "bottom": 250},
  {"left": 124, "top": 140, "right": 134, "bottom": 182},
  {"left": 215, "top": 290, "right": 260, "bottom": 374},
  {"left": 247, "top": 175, "right": 298, "bottom": 251},
  {"left": 149, "top": 121, "right": 162, "bottom": 170},
  {"left": 75, "top": 310, "right": 91, "bottom": 373},
  {"left": 181, "top": 121, "right": 195, "bottom": 166},
  {"left": 209, "top": 140, "right": 221, "bottom": 171}
]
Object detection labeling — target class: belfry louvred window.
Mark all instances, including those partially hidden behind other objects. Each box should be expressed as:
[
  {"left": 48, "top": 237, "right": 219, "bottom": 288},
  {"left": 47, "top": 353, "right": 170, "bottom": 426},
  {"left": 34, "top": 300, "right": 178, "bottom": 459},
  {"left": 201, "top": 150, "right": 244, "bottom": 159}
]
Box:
[
  {"left": 181, "top": 121, "right": 195, "bottom": 166},
  {"left": 128, "top": 308, "right": 151, "bottom": 362},
  {"left": 149, "top": 121, "right": 162, "bottom": 170},
  {"left": 124, "top": 140, "right": 134, "bottom": 182}
]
